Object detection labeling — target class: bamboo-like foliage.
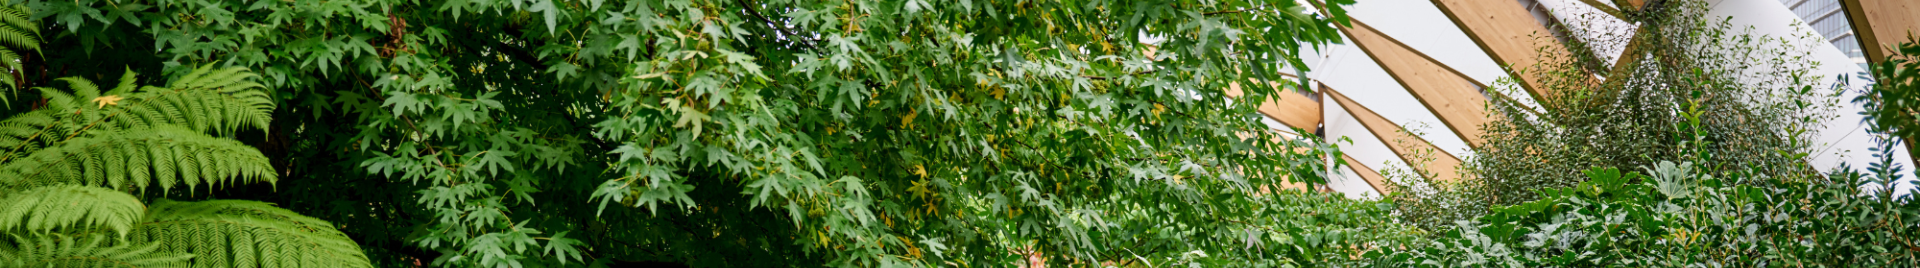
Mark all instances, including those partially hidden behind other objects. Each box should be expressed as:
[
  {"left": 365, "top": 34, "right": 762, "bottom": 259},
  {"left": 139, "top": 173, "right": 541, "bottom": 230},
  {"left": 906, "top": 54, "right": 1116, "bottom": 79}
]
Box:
[
  {"left": 130, "top": 199, "right": 372, "bottom": 268},
  {"left": 0, "top": 185, "right": 144, "bottom": 236},
  {"left": 0, "top": 233, "right": 190, "bottom": 267}
]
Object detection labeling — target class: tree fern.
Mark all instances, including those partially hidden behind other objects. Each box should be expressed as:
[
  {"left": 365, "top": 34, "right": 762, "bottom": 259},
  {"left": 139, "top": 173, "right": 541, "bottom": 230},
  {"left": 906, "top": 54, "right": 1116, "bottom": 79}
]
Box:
[
  {"left": 0, "top": 64, "right": 371, "bottom": 267},
  {"left": 0, "top": 126, "right": 276, "bottom": 192},
  {"left": 0, "top": 66, "right": 276, "bottom": 164},
  {"left": 0, "top": 233, "right": 191, "bottom": 268},
  {"left": 131, "top": 199, "right": 372, "bottom": 268},
  {"left": 0, "top": 185, "right": 144, "bottom": 236}
]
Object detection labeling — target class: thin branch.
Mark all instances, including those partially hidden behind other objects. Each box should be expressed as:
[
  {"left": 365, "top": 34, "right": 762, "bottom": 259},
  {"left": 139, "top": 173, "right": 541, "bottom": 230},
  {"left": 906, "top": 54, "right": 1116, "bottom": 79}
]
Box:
[
  {"left": 1080, "top": 69, "right": 1161, "bottom": 80},
  {"left": 1203, "top": 9, "right": 1245, "bottom": 16},
  {"left": 736, "top": 0, "right": 822, "bottom": 52}
]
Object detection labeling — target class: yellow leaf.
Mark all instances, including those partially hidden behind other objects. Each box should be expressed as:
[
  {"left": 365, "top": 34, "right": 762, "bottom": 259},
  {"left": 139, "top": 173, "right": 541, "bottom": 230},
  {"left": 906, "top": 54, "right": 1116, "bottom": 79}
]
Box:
[
  {"left": 901, "top": 109, "right": 918, "bottom": 129},
  {"left": 91, "top": 95, "right": 124, "bottom": 108},
  {"left": 992, "top": 88, "right": 1006, "bottom": 100},
  {"left": 900, "top": 236, "right": 923, "bottom": 259},
  {"left": 818, "top": 230, "right": 829, "bottom": 246}
]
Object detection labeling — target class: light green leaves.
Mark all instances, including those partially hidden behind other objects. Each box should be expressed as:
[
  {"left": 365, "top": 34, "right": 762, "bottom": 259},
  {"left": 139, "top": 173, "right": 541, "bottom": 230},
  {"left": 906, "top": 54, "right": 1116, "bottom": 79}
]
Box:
[
  {"left": 0, "top": 233, "right": 190, "bottom": 267},
  {"left": 136, "top": 199, "right": 375, "bottom": 268},
  {"left": 0, "top": 185, "right": 144, "bottom": 236},
  {"left": 529, "top": 0, "right": 560, "bottom": 34},
  {"left": 0, "top": 62, "right": 375, "bottom": 267}
]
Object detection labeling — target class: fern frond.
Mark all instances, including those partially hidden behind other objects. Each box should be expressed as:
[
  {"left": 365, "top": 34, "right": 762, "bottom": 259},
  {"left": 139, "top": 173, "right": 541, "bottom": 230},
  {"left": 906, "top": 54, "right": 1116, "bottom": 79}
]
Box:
[
  {"left": 0, "top": 67, "right": 276, "bottom": 157},
  {"left": 166, "top": 65, "right": 265, "bottom": 92},
  {"left": 56, "top": 76, "right": 102, "bottom": 99},
  {"left": 0, "top": 47, "right": 19, "bottom": 89},
  {"left": 0, "top": 233, "right": 192, "bottom": 268},
  {"left": 0, "top": 111, "right": 56, "bottom": 161},
  {"left": 0, "top": 24, "right": 35, "bottom": 57},
  {"left": 0, "top": 126, "right": 276, "bottom": 192},
  {"left": 0, "top": 5, "right": 34, "bottom": 38},
  {"left": 107, "top": 68, "right": 139, "bottom": 96},
  {"left": 127, "top": 83, "right": 275, "bottom": 135},
  {"left": 133, "top": 199, "right": 373, "bottom": 268},
  {"left": 0, "top": 185, "right": 144, "bottom": 236}
]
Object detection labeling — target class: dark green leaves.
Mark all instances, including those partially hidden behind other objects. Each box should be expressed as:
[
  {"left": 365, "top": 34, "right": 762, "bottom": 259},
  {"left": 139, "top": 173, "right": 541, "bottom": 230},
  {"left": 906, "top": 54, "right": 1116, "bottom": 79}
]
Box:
[{"left": 13, "top": 0, "right": 1379, "bottom": 266}]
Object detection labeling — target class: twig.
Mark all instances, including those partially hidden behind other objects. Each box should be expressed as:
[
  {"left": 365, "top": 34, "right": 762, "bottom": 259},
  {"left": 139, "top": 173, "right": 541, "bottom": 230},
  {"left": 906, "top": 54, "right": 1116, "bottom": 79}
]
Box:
[
  {"left": 1204, "top": 9, "right": 1244, "bottom": 15},
  {"left": 736, "top": 0, "right": 822, "bottom": 52}
]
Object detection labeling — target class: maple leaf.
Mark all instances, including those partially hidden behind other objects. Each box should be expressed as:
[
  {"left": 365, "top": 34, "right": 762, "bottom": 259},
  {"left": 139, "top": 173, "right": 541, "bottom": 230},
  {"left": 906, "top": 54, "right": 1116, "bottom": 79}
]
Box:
[{"left": 92, "top": 95, "right": 124, "bottom": 108}]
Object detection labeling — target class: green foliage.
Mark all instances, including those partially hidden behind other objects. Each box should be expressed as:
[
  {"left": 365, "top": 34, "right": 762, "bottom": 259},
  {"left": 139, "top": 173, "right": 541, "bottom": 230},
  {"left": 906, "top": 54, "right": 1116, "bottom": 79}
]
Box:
[
  {"left": 0, "top": 125, "right": 275, "bottom": 192},
  {"left": 0, "top": 233, "right": 191, "bottom": 267},
  {"left": 1356, "top": 1, "right": 1919, "bottom": 266},
  {"left": 1860, "top": 37, "right": 1920, "bottom": 169},
  {"left": 4, "top": 0, "right": 1400, "bottom": 266},
  {"left": 0, "top": 65, "right": 277, "bottom": 192},
  {"left": 1374, "top": 158, "right": 1920, "bottom": 267},
  {"left": 133, "top": 199, "right": 374, "bottom": 268},
  {"left": 0, "top": 3, "right": 33, "bottom": 92},
  {"left": 0, "top": 62, "right": 373, "bottom": 266},
  {"left": 0, "top": 185, "right": 144, "bottom": 236},
  {"left": 1387, "top": 0, "right": 1838, "bottom": 230}
]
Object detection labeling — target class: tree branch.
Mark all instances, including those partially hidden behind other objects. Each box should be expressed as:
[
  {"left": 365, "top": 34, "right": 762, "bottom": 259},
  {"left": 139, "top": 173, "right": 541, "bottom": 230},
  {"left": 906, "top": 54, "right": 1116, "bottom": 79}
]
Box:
[
  {"left": 486, "top": 41, "right": 549, "bottom": 71},
  {"left": 736, "top": 0, "right": 822, "bottom": 52},
  {"left": 1204, "top": 9, "right": 1245, "bottom": 15}
]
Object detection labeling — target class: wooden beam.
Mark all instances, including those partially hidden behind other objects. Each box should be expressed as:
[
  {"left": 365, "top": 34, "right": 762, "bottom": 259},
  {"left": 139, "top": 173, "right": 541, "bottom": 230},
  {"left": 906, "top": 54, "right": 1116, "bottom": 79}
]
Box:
[
  {"left": 1227, "top": 82, "right": 1322, "bottom": 130},
  {"left": 1842, "top": 0, "right": 1920, "bottom": 64},
  {"left": 1840, "top": 0, "right": 1920, "bottom": 177},
  {"left": 1324, "top": 88, "right": 1465, "bottom": 182},
  {"left": 1576, "top": 0, "right": 1630, "bottom": 21},
  {"left": 1341, "top": 154, "right": 1392, "bottom": 195},
  {"left": 1430, "top": 0, "right": 1571, "bottom": 101},
  {"left": 1615, "top": 0, "right": 1648, "bottom": 11},
  {"left": 1333, "top": 19, "right": 1494, "bottom": 148}
]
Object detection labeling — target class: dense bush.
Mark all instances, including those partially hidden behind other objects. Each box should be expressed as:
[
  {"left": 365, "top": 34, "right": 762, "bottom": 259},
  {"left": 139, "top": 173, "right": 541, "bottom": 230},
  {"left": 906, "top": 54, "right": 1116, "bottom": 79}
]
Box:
[
  {"left": 4, "top": 0, "right": 1419, "bottom": 266},
  {"left": 1386, "top": 0, "right": 1839, "bottom": 231},
  {"left": 3, "top": 0, "right": 1913, "bottom": 266},
  {"left": 1376, "top": 157, "right": 1919, "bottom": 267}
]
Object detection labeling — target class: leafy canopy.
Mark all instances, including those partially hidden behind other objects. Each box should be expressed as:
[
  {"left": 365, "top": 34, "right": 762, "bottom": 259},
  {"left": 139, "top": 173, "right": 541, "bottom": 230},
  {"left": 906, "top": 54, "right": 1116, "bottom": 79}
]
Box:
[{"left": 17, "top": 0, "right": 1392, "bottom": 266}]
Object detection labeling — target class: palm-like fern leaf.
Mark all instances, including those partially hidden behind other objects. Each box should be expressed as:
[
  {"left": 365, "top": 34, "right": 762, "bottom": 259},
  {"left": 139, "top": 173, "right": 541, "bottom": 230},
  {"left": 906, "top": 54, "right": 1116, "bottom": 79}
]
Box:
[
  {"left": 0, "top": 62, "right": 367, "bottom": 266},
  {"left": 141, "top": 64, "right": 276, "bottom": 134},
  {"left": 0, "top": 126, "right": 276, "bottom": 192},
  {"left": 0, "top": 185, "right": 144, "bottom": 236},
  {"left": 0, "top": 233, "right": 192, "bottom": 268},
  {"left": 0, "top": 67, "right": 276, "bottom": 164},
  {"left": 132, "top": 199, "right": 373, "bottom": 268}
]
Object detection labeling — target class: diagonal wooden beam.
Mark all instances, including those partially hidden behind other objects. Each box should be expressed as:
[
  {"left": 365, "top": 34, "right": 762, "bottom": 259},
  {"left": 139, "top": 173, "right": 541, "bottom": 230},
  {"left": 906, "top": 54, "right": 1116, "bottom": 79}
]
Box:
[
  {"left": 1840, "top": 0, "right": 1920, "bottom": 174},
  {"left": 1841, "top": 0, "right": 1920, "bottom": 64},
  {"left": 1614, "top": 0, "right": 1649, "bottom": 12},
  {"left": 1576, "top": 0, "right": 1630, "bottom": 21},
  {"left": 1430, "top": 0, "right": 1573, "bottom": 101},
  {"left": 1325, "top": 88, "right": 1465, "bottom": 182},
  {"left": 1227, "top": 80, "right": 1322, "bottom": 131},
  {"left": 1340, "top": 154, "right": 1392, "bottom": 195},
  {"left": 1332, "top": 19, "right": 1495, "bottom": 148}
]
